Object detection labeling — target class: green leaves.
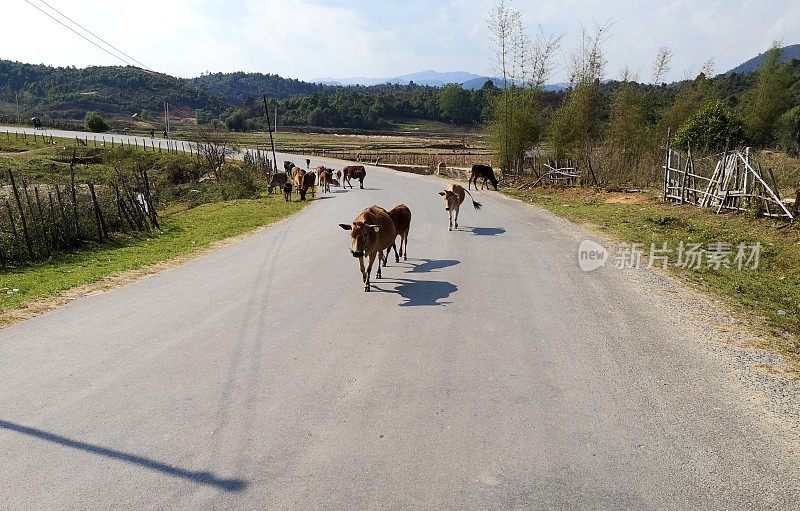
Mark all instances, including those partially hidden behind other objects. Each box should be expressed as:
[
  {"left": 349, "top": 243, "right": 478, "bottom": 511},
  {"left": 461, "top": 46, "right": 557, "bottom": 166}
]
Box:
[{"left": 674, "top": 101, "right": 745, "bottom": 152}]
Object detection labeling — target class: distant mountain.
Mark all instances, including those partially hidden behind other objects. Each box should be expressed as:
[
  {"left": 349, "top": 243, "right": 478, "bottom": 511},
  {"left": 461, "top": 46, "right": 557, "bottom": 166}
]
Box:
[
  {"left": 316, "top": 71, "right": 571, "bottom": 91},
  {"left": 461, "top": 76, "right": 570, "bottom": 92},
  {"left": 727, "top": 44, "right": 800, "bottom": 75},
  {"left": 314, "top": 70, "right": 484, "bottom": 87}
]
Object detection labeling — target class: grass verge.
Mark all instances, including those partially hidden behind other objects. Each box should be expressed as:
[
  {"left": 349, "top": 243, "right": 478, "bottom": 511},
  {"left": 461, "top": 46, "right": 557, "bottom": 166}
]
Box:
[
  {"left": 503, "top": 187, "right": 800, "bottom": 374},
  {"left": 0, "top": 195, "right": 305, "bottom": 325}
]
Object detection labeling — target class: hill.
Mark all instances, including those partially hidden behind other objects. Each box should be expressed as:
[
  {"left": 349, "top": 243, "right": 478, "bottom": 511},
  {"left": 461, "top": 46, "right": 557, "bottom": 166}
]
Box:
[
  {"left": 185, "top": 71, "right": 319, "bottom": 105},
  {"left": 0, "top": 60, "right": 226, "bottom": 120},
  {"left": 727, "top": 44, "right": 800, "bottom": 75}
]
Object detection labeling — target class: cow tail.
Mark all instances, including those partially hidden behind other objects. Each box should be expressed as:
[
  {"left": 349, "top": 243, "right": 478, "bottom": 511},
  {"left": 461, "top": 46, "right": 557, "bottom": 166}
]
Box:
[{"left": 464, "top": 190, "right": 482, "bottom": 211}]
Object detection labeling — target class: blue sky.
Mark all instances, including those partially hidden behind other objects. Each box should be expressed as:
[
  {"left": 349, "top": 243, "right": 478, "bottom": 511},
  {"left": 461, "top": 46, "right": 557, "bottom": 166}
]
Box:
[{"left": 2, "top": 0, "right": 799, "bottom": 82}]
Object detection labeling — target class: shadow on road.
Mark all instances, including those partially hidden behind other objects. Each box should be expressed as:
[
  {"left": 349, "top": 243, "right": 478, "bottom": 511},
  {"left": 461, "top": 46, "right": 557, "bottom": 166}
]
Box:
[
  {"left": 406, "top": 258, "right": 461, "bottom": 273},
  {"left": 0, "top": 420, "right": 247, "bottom": 492},
  {"left": 395, "top": 279, "right": 458, "bottom": 306},
  {"left": 467, "top": 227, "right": 506, "bottom": 236},
  {"left": 372, "top": 278, "right": 458, "bottom": 306}
]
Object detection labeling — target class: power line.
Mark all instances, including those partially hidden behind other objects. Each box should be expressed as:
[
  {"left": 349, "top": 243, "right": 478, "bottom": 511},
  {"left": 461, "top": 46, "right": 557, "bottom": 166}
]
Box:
[
  {"left": 23, "top": 0, "right": 151, "bottom": 71},
  {"left": 23, "top": 0, "right": 131, "bottom": 66},
  {"left": 36, "top": 0, "right": 153, "bottom": 71}
]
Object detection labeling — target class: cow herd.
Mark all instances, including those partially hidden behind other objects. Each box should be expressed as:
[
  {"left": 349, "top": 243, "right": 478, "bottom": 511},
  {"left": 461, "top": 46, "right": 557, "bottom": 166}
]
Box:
[
  {"left": 267, "top": 160, "right": 371, "bottom": 202},
  {"left": 270, "top": 158, "right": 499, "bottom": 292},
  {"left": 337, "top": 163, "right": 498, "bottom": 292}
]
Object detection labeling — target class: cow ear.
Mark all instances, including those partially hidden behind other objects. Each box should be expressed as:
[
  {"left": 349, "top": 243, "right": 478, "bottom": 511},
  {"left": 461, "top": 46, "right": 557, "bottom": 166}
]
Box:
[
  {"left": 339, "top": 224, "right": 352, "bottom": 230},
  {"left": 438, "top": 191, "right": 446, "bottom": 196}
]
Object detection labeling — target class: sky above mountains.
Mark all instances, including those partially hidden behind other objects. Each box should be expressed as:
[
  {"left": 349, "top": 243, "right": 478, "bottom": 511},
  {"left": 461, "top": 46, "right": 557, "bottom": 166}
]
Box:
[{"left": 3, "top": 0, "right": 799, "bottom": 83}]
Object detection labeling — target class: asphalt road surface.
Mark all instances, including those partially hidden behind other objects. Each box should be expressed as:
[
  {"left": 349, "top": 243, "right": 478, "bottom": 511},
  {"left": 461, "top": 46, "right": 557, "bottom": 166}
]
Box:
[{"left": 1, "top": 126, "right": 799, "bottom": 509}]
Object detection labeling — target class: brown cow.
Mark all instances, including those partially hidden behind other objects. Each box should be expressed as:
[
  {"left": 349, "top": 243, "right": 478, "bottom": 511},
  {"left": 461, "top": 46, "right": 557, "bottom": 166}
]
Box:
[
  {"left": 299, "top": 172, "right": 316, "bottom": 201},
  {"left": 386, "top": 204, "right": 411, "bottom": 263},
  {"left": 343, "top": 165, "right": 366, "bottom": 189},
  {"left": 469, "top": 164, "right": 498, "bottom": 191},
  {"left": 339, "top": 206, "right": 397, "bottom": 292},
  {"left": 438, "top": 183, "right": 482, "bottom": 231},
  {"left": 267, "top": 173, "right": 288, "bottom": 194},
  {"left": 335, "top": 169, "right": 343, "bottom": 186},
  {"left": 318, "top": 167, "right": 333, "bottom": 193},
  {"left": 291, "top": 167, "right": 306, "bottom": 199},
  {"left": 283, "top": 182, "right": 292, "bottom": 202}
]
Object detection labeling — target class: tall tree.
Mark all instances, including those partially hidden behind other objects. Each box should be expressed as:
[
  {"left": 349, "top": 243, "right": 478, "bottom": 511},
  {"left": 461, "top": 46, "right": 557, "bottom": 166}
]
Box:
[{"left": 741, "top": 44, "right": 794, "bottom": 146}]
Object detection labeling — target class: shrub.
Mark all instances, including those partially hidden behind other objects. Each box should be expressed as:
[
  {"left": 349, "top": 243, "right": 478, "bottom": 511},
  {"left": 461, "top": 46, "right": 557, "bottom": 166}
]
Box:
[
  {"left": 85, "top": 111, "right": 109, "bottom": 133},
  {"left": 776, "top": 106, "right": 800, "bottom": 155},
  {"left": 674, "top": 101, "right": 745, "bottom": 152}
]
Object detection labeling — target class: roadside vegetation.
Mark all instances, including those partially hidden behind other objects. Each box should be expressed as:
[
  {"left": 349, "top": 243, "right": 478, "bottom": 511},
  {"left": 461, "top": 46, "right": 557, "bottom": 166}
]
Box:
[{"left": 0, "top": 133, "right": 305, "bottom": 318}]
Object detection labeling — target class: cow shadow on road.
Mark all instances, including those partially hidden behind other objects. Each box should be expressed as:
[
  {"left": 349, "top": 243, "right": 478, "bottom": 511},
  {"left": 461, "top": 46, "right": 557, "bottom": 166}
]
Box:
[
  {"left": 464, "top": 226, "right": 506, "bottom": 236},
  {"left": 373, "top": 278, "right": 458, "bottom": 306},
  {"left": 404, "top": 258, "right": 460, "bottom": 273}
]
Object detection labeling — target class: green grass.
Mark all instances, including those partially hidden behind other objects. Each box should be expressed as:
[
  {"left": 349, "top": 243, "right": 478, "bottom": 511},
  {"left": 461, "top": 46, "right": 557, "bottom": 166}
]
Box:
[
  {"left": 0, "top": 195, "right": 305, "bottom": 315},
  {"left": 503, "top": 187, "right": 800, "bottom": 370}
]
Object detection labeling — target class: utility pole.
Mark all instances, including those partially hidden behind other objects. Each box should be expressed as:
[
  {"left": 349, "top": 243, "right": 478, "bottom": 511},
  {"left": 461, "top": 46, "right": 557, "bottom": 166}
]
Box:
[
  {"left": 274, "top": 105, "right": 278, "bottom": 133},
  {"left": 263, "top": 95, "right": 278, "bottom": 176},
  {"left": 15, "top": 92, "right": 20, "bottom": 124}
]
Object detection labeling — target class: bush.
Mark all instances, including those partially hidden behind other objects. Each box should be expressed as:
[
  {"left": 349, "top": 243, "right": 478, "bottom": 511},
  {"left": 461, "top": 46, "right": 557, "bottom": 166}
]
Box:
[
  {"left": 85, "top": 111, "right": 109, "bottom": 132},
  {"left": 776, "top": 106, "right": 800, "bottom": 155},
  {"left": 674, "top": 101, "right": 745, "bottom": 152}
]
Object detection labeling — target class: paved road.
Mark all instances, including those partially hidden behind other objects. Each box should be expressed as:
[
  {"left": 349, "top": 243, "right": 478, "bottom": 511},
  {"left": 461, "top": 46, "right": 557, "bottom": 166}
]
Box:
[{"left": 1, "top": 127, "right": 799, "bottom": 509}]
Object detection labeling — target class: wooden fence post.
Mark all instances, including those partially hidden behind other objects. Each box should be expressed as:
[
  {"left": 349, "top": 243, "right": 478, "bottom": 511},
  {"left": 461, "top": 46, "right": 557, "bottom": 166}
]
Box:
[{"left": 8, "top": 171, "right": 34, "bottom": 259}]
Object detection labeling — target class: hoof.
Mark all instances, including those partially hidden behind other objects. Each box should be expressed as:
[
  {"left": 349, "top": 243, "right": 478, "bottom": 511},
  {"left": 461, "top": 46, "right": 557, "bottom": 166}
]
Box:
[{"left": 364, "top": 286, "right": 370, "bottom": 292}]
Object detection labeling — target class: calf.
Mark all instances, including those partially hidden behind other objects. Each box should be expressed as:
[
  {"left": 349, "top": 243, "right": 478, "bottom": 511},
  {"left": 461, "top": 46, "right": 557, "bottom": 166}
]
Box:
[
  {"left": 283, "top": 182, "right": 292, "bottom": 202},
  {"left": 336, "top": 169, "right": 343, "bottom": 186},
  {"left": 438, "top": 183, "right": 482, "bottom": 231},
  {"left": 343, "top": 165, "right": 367, "bottom": 189},
  {"left": 318, "top": 167, "right": 334, "bottom": 193},
  {"left": 387, "top": 204, "right": 411, "bottom": 263},
  {"left": 267, "top": 173, "right": 288, "bottom": 194},
  {"left": 469, "top": 164, "right": 498, "bottom": 191},
  {"left": 339, "top": 206, "right": 397, "bottom": 292}
]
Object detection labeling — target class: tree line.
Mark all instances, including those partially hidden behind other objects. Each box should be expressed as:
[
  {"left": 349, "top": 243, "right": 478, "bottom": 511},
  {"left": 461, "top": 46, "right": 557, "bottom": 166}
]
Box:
[{"left": 484, "top": 0, "right": 800, "bottom": 187}]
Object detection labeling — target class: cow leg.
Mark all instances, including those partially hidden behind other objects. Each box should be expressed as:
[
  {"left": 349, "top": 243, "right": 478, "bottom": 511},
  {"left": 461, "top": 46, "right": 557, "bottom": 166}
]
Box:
[
  {"left": 365, "top": 253, "right": 376, "bottom": 291},
  {"left": 448, "top": 210, "right": 453, "bottom": 231},
  {"left": 376, "top": 252, "right": 383, "bottom": 279},
  {"left": 359, "top": 256, "right": 367, "bottom": 285},
  {"left": 402, "top": 233, "right": 408, "bottom": 260},
  {"left": 454, "top": 207, "right": 459, "bottom": 229},
  {"left": 359, "top": 178, "right": 364, "bottom": 189},
  {"left": 392, "top": 242, "right": 400, "bottom": 263}
]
